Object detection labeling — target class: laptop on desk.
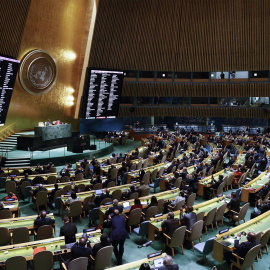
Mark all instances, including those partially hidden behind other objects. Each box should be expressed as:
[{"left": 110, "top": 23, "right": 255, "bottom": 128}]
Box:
[
  {"left": 153, "top": 257, "right": 164, "bottom": 270},
  {"left": 123, "top": 201, "right": 131, "bottom": 210},
  {"left": 95, "top": 189, "right": 102, "bottom": 196}
]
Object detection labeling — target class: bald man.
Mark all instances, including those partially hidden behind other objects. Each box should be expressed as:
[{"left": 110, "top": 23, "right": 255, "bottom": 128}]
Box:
[
  {"left": 71, "top": 237, "right": 93, "bottom": 261},
  {"left": 34, "top": 210, "right": 55, "bottom": 229}
]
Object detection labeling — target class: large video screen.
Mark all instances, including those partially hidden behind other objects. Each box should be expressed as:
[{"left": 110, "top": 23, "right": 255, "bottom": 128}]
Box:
[
  {"left": 80, "top": 68, "right": 124, "bottom": 119},
  {"left": 0, "top": 55, "right": 20, "bottom": 126}
]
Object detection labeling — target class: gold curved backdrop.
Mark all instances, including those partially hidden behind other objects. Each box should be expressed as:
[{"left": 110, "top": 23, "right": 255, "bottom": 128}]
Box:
[{"left": 2, "top": 0, "right": 95, "bottom": 132}]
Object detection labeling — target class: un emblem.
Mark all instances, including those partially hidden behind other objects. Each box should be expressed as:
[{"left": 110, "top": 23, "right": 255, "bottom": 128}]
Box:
[{"left": 19, "top": 50, "right": 57, "bottom": 95}]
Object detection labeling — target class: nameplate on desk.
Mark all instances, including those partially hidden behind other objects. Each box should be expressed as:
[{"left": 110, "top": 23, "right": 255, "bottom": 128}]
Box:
[
  {"left": 217, "top": 193, "right": 223, "bottom": 197},
  {"left": 219, "top": 228, "right": 229, "bottom": 234},
  {"left": 154, "top": 213, "right": 163, "bottom": 218},
  {"left": 147, "top": 250, "right": 162, "bottom": 259}
]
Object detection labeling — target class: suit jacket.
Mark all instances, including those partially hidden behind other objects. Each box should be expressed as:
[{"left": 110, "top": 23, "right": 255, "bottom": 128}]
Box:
[
  {"left": 108, "top": 215, "right": 130, "bottom": 241},
  {"left": 71, "top": 244, "right": 92, "bottom": 261},
  {"left": 105, "top": 205, "right": 123, "bottom": 216},
  {"left": 161, "top": 218, "right": 180, "bottom": 237},
  {"left": 227, "top": 198, "right": 240, "bottom": 213},
  {"left": 34, "top": 217, "right": 55, "bottom": 229},
  {"left": 180, "top": 212, "right": 197, "bottom": 231},
  {"left": 60, "top": 222, "right": 77, "bottom": 244},
  {"left": 234, "top": 239, "right": 258, "bottom": 259},
  {"left": 158, "top": 264, "right": 179, "bottom": 270}
]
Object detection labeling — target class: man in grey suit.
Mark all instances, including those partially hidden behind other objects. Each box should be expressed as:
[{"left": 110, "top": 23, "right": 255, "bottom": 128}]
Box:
[
  {"left": 180, "top": 205, "right": 197, "bottom": 231},
  {"left": 158, "top": 255, "right": 179, "bottom": 270}
]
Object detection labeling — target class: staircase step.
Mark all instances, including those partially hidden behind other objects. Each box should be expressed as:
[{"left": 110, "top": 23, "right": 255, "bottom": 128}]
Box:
[
  {"left": 5, "top": 162, "right": 30, "bottom": 166},
  {"left": 0, "top": 142, "right": 17, "bottom": 146},
  {"left": 6, "top": 158, "right": 30, "bottom": 161}
]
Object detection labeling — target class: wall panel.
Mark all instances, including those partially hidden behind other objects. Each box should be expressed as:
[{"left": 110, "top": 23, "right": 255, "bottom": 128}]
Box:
[{"left": 89, "top": 0, "right": 270, "bottom": 72}]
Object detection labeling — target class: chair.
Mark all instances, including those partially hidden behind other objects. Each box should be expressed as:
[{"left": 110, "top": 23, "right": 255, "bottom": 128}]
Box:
[
  {"left": 5, "top": 181, "right": 17, "bottom": 194},
  {"left": 20, "top": 180, "right": 31, "bottom": 195},
  {"left": 150, "top": 168, "right": 158, "bottom": 183},
  {"left": 35, "top": 191, "right": 48, "bottom": 212},
  {"left": 259, "top": 228, "right": 270, "bottom": 258},
  {"left": 92, "top": 246, "right": 114, "bottom": 270},
  {"left": 6, "top": 256, "right": 27, "bottom": 270},
  {"left": 93, "top": 183, "right": 102, "bottom": 190},
  {"left": 149, "top": 178, "right": 160, "bottom": 193},
  {"left": 75, "top": 173, "right": 84, "bottom": 181},
  {"left": 172, "top": 199, "right": 185, "bottom": 211},
  {"left": 230, "top": 244, "right": 261, "bottom": 270},
  {"left": 203, "top": 207, "right": 217, "bottom": 234},
  {"left": 129, "top": 192, "right": 139, "bottom": 200},
  {"left": 12, "top": 227, "right": 30, "bottom": 244},
  {"left": 196, "top": 212, "right": 205, "bottom": 221},
  {"left": 47, "top": 175, "right": 56, "bottom": 184},
  {"left": 163, "top": 226, "right": 186, "bottom": 256},
  {"left": 231, "top": 203, "right": 250, "bottom": 225},
  {"left": 107, "top": 181, "right": 115, "bottom": 188},
  {"left": 158, "top": 167, "right": 165, "bottom": 177},
  {"left": 210, "top": 182, "right": 225, "bottom": 198},
  {"left": 194, "top": 236, "right": 216, "bottom": 263},
  {"left": 110, "top": 168, "right": 118, "bottom": 180},
  {"left": 174, "top": 177, "right": 182, "bottom": 188},
  {"left": 62, "top": 257, "right": 88, "bottom": 270},
  {"left": 214, "top": 161, "right": 220, "bottom": 172},
  {"left": 186, "top": 220, "right": 204, "bottom": 251},
  {"left": 89, "top": 207, "right": 100, "bottom": 226},
  {"left": 142, "top": 173, "right": 150, "bottom": 185},
  {"left": 49, "top": 167, "right": 57, "bottom": 173},
  {"left": 214, "top": 203, "right": 227, "bottom": 229},
  {"left": 35, "top": 225, "right": 54, "bottom": 240},
  {"left": 61, "top": 176, "right": 70, "bottom": 183},
  {"left": 0, "top": 227, "right": 10, "bottom": 245},
  {"left": 140, "top": 187, "right": 150, "bottom": 197},
  {"left": 0, "top": 209, "right": 13, "bottom": 219},
  {"left": 207, "top": 167, "right": 214, "bottom": 176},
  {"left": 10, "top": 169, "right": 20, "bottom": 176},
  {"left": 157, "top": 199, "right": 164, "bottom": 214},
  {"left": 77, "top": 184, "right": 86, "bottom": 192},
  {"left": 144, "top": 206, "right": 158, "bottom": 221},
  {"left": 112, "top": 189, "right": 122, "bottom": 201},
  {"left": 130, "top": 164, "right": 136, "bottom": 171},
  {"left": 82, "top": 196, "right": 92, "bottom": 217},
  {"left": 33, "top": 250, "right": 54, "bottom": 270},
  {"left": 142, "top": 159, "right": 149, "bottom": 168},
  {"left": 136, "top": 160, "right": 143, "bottom": 170},
  {"left": 101, "top": 197, "right": 112, "bottom": 205},
  {"left": 160, "top": 155, "right": 167, "bottom": 163},
  {"left": 133, "top": 221, "right": 150, "bottom": 243},
  {"left": 69, "top": 201, "right": 82, "bottom": 222},
  {"left": 226, "top": 174, "right": 234, "bottom": 191},
  {"left": 127, "top": 208, "right": 142, "bottom": 233},
  {"left": 186, "top": 193, "right": 196, "bottom": 206}
]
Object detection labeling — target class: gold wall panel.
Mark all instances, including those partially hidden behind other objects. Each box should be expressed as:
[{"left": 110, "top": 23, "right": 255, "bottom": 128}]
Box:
[
  {"left": 89, "top": 0, "right": 270, "bottom": 72},
  {"left": 2, "top": 0, "right": 95, "bottom": 132}
]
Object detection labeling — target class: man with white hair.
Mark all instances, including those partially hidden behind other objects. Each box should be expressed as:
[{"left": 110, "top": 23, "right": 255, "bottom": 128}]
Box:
[{"left": 158, "top": 255, "right": 179, "bottom": 270}]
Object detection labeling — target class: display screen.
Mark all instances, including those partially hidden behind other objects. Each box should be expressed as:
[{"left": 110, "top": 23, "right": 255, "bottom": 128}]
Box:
[
  {"left": 0, "top": 55, "right": 20, "bottom": 126},
  {"left": 80, "top": 68, "right": 124, "bottom": 119}
]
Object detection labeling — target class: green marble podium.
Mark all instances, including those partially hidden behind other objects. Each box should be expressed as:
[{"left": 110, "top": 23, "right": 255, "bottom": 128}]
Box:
[{"left": 34, "top": 124, "right": 72, "bottom": 141}]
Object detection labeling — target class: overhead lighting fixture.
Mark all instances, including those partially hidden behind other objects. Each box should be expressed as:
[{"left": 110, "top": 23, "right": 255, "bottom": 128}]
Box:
[
  {"left": 162, "top": 74, "right": 165, "bottom": 77},
  {"left": 254, "top": 73, "right": 257, "bottom": 77}
]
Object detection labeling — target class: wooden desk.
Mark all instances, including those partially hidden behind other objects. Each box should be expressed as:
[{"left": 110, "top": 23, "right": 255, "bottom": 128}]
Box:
[
  {"left": 241, "top": 171, "right": 269, "bottom": 202},
  {"left": 0, "top": 230, "right": 101, "bottom": 263},
  {"left": 148, "top": 195, "right": 227, "bottom": 242},
  {"left": 3, "top": 200, "right": 20, "bottom": 217},
  {"left": 213, "top": 210, "right": 270, "bottom": 263},
  {"left": 110, "top": 253, "right": 167, "bottom": 270}
]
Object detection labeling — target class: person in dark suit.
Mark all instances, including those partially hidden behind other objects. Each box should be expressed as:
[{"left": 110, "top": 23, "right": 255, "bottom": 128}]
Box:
[
  {"left": 224, "top": 232, "right": 258, "bottom": 266},
  {"left": 161, "top": 212, "right": 180, "bottom": 238},
  {"left": 59, "top": 216, "right": 77, "bottom": 244},
  {"left": 69, "top": 237, "right": 92, "bottom": 268},
  {"left": 100, "top": 188, "right": 112, "bottom": 201},
  {"left": 32, "top": 176, "right": 45, "bottom": 186},
  {"left": 139, "top": 168, "right": 145, "bottom": 181},
  {"left": 158, "top": 255, "right": 179, "bottom": 270},
  {"left": 180, "top": 206, "right": 197, "bottom": 231},
  {"left": 105, "top": 199, "right": 123, "bottom": 217},
  {"left": 211, "top": 174, "right": 223, "bottom": 189},
  {"left": 92, "top": 233, "right": 111, "bottom": 258},
  {"left": 32, "top": 184, "right": 47, "bottom": 197},
  {"left": 20, "top": 173, "right": 33, "bottom": 186},
  {"left": 34, "top": 210, "right": 55, "bottom": 229},
  {"left": 107, "top": 209, "right": 130, "bottom": 265},
  {"left": 224, "top": 192, "right": 240, "bottom": 224}
]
